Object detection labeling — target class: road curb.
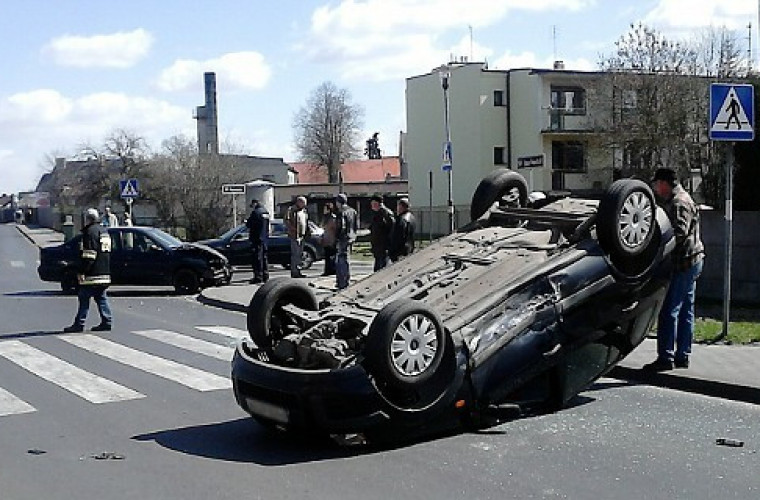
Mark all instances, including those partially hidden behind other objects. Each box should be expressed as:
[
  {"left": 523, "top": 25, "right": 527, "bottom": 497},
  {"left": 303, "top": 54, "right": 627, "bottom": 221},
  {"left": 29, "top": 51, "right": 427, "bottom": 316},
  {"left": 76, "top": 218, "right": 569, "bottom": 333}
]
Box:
[
  {"left": 608, "top": 365, "right": 760, "bottom": 406},
  {"left": 197, "top": 291, "right": 248, "bottom": 313},
  {"left": 15, "top": 225, "right": 39, "bottom": 247}
]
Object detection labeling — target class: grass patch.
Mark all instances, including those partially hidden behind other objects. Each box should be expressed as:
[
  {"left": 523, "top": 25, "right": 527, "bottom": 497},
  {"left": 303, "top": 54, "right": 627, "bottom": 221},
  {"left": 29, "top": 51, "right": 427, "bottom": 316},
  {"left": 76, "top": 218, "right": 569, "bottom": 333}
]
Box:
[{"left": 694, "top": 318, "right": 760, "bottom": 344}]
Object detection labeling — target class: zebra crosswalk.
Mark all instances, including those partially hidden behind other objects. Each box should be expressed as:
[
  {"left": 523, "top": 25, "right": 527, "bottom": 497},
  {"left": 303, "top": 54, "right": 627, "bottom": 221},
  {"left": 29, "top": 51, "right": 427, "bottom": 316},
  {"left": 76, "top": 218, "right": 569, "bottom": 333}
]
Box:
[{"left": 0, "top": 325, "right": 249, "bottom": 417}]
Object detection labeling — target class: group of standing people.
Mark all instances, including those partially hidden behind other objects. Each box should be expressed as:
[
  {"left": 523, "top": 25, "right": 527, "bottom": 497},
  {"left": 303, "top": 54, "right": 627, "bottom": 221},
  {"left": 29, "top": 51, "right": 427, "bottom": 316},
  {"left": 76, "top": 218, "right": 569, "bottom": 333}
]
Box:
[
  {"left": 245, "top": 193, "right": 415, "bottom": 291},
  {"left": 368, "top": 194, "right": 415, "bottom": 271}
]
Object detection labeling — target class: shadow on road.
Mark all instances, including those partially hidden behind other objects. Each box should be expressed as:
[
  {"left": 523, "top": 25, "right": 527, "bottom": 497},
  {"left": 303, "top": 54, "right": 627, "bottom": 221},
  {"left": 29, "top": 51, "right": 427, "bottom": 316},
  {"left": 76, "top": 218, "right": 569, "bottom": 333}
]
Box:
[
  {"left": 609, "top": 366, "right": 760, "bottom": 405},
  {"left": 4, "top": 289, "right": 183, "bottom": 298},
  {"left": 131, "top": 418, "right": 363, "bottom": 465},
  {"left": 0, "top": 329, "right": 67, "bottom": 341}
]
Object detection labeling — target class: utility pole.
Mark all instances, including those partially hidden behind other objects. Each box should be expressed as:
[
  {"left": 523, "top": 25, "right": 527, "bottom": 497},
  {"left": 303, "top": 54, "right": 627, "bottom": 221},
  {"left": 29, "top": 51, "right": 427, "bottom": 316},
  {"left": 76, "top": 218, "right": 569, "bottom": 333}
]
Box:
[{"left": 439, "top": 66, "right": 454, "bottom": 234}]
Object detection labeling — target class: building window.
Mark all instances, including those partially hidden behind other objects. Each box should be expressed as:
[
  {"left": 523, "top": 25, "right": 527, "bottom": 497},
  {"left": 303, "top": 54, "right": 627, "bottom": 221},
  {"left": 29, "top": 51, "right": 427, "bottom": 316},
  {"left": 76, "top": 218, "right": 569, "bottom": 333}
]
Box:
[
  {"left": 552, "top": 141, "right": 586, "bottom": 172},
  {"left": 494, "top": 147, "right": 506, "bottom": 165},
  {"left": 493, "top": 90, "right": 505, "bottom": 106},
  {"left": 551, "top": 86, "right": 586, "bottom": 115}
]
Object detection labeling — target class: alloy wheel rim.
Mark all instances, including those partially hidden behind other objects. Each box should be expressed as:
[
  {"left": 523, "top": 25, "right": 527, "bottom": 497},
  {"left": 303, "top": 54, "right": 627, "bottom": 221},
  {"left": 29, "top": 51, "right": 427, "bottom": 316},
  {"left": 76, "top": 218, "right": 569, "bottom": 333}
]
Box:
[
  {"left": 390, "top": 313, "right": 438, "bottom": 376},
  {"left": 618, "top": 191, "right": 653, "bottom": 249}
]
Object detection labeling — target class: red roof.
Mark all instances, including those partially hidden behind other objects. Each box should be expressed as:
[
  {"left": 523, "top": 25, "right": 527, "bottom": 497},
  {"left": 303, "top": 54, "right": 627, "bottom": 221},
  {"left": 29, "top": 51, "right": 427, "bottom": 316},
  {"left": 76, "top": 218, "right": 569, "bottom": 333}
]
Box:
[{"left": 290, "top": 157, "right": 401, "bottom": 184}]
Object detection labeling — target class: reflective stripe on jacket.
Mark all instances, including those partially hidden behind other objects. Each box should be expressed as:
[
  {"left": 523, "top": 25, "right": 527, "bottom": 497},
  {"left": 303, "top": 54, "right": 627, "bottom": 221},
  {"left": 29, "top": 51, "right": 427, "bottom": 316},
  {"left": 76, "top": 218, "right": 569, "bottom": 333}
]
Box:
[{"left": 78, "top": 223, "right": 111, "bottom": 286}]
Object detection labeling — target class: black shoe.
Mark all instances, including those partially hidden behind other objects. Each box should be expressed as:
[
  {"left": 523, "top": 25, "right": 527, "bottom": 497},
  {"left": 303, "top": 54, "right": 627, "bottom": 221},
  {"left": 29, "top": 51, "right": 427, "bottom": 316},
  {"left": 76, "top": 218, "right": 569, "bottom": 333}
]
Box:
[
  {"left": 91, "top": 323, "right": 112, "bottom": 332},
  {"left": 642, "top": 359, "right": 674, "bottom": 372},
  {"left": 674, "top": 358, "right": 689, "bottom": 369},
  {"left": 249, "top": 278, "right": 262, "bottom": 284},
  {"left": 63, "top": 324, "right": 84, "bottom": 333}
]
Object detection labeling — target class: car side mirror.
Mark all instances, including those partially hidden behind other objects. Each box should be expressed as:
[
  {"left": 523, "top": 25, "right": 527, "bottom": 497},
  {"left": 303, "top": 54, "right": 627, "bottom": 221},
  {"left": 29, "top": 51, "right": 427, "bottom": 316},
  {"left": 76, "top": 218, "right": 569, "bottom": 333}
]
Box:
[{"left": 147, "top": 243, "right": 162, "bottom": 252}]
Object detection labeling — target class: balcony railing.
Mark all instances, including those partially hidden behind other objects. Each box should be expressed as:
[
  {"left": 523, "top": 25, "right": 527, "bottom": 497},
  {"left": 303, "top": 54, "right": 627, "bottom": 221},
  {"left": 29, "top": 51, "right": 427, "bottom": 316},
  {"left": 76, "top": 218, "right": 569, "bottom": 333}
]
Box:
[{"left": 544, "top": 108, "right": 593, "bottom": 133}]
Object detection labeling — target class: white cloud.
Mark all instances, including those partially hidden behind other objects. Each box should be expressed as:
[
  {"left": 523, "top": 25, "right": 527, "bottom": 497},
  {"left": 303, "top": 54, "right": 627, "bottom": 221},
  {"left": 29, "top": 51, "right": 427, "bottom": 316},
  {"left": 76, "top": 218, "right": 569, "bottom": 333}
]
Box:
[
  {"left": 300, "top": 0, "right": 594, "bottom": 81},
  {"left": 43, "top": 28, "right": 153, "bottom": 68},
  {"left": 0, "top": 90, "right": 191, "bottom": 193},
  {"left": 156, "top": 52, "right": 272, "bottom": 92},
  {"left": 491, "top": 51, "right": 595, "bottom": 71},
  {"left": 644, "top": 0, "right": 754, "bottom": 30}
]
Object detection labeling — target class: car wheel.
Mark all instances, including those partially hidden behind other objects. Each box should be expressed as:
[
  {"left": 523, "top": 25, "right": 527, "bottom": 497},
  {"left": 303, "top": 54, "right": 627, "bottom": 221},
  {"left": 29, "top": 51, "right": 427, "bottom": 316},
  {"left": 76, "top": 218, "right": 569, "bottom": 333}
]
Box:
[
  {"left": 470, "top": 169, "right": 529, "bottom": 221},
  {"left": 299, "top": 247, "right": 316, "bottom": 270},
  {"left": 247, "top": 278, "right": 318, "bottom": 354},
  {"left": 61, "top": 271, "right": 79, "bottom": 295},
  {"left": 597, "top": 179, "right": 661, "bottom": 278},
  {"left": 174, "top": 268, "right": 200, "bottom": 294},
  {"left": 363, "top": 300, "right": 455, "bottom": 409}
]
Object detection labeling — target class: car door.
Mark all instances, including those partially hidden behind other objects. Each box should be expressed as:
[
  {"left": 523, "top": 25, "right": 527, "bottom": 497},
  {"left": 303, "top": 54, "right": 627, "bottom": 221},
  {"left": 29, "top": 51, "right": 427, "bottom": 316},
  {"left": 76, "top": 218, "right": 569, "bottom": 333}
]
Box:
[
  {"left": 226, "top": 227, "right": 252, "bottom": 266},
  {"left": 112, "top": 229, "right": 171, "bottom": 286},
  {"left": 266, "top": 221, "right": 290, "bottom": 265}
]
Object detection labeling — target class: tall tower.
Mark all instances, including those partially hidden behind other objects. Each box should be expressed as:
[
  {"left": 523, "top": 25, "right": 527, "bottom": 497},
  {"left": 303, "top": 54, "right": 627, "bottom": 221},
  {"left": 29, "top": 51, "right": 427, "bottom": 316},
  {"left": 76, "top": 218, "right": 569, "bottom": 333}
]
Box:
[{"left": 194, "top": 72, "right": 219, "bottom": 155}]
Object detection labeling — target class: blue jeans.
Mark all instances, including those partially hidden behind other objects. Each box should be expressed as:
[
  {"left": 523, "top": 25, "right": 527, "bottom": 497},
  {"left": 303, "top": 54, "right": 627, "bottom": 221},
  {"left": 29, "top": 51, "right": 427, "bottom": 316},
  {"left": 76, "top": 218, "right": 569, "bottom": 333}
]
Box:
[
  {"left": 74, "top": 285, "right": 112, "bottom": 327},
  {"left": 656, "top": 259, "right": 703, "bottom": 362},
  {"left": 336, "top": 240, "right": 351, "bottom": 289}
]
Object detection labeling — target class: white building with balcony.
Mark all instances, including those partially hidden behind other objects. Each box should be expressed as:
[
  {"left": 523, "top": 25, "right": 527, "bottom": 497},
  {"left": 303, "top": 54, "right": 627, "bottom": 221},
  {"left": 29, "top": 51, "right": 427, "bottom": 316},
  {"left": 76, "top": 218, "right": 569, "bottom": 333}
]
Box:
[{"left": 405, "top": 62, "right": 612, "bottom": 233}]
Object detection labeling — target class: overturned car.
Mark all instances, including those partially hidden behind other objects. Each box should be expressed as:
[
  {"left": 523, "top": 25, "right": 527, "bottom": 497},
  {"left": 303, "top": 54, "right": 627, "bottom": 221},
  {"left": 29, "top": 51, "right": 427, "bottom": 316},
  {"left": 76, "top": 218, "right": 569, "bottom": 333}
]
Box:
[{"left": 231, "top": 169, "right": 675, "bottom": 443}]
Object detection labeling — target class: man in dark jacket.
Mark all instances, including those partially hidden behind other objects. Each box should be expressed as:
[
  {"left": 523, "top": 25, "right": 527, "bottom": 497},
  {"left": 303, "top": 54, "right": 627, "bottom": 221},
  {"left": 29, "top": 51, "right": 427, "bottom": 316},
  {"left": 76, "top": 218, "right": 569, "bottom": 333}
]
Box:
[
  {"left": 643, "top": 168, "right": 705, "bottom": 371},
  {"left": 334, "top": 193, "right": 358, "bottom": 290},
  {"left": 369, "top": 194, "right": 395, "bottom": 271},
  {"left": 390, "top": 197, "right": 415, "bottom": 262},
  {"left": 246, "top": 198, "right": 270, "bottom": 284},
  {"left": 64, "top": 208, "right": 112, "bottom": 333}
]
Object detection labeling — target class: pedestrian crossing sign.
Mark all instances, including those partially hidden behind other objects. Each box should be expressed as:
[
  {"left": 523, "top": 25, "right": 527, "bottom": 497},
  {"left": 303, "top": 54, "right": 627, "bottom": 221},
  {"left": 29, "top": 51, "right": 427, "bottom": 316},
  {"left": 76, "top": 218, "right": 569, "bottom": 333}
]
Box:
[
  {"left": 710, "top": 83, "right": 754, "bottom": 141},
  {"left": 119, "top": 178, "right": 140, "bottom": 198}
]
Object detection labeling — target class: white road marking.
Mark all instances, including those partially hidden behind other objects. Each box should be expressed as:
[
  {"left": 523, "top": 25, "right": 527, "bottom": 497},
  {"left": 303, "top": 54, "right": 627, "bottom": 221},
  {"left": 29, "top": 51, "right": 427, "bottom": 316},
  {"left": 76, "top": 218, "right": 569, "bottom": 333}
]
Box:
[
  {"left": 132, "top": 329, "right": 234, "bottom": 361},
  {"left": 62, "top": 335, "right": 231, "bottom": 391},
  {"left": 195, "top": 325, "right": 248, "bottom": 340},
  {"left": 0, "top": 341, "right": 144, "bottom": 404},
  {"left": 10, "top": 261, "right": 25, "bottom": 268},
  {"left": 0, "top": 386, "right": 36, "bottom": 416}
]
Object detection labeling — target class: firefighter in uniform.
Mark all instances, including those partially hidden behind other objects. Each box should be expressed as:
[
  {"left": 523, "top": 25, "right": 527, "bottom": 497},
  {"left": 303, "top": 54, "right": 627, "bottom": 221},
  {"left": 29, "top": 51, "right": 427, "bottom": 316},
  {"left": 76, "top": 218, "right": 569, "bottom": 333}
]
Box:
[
  {"left": 246, "top": 198, "right": 270, "bottom": 284},
  {"left": 64, "top": 208, "right": 113, "bottom": 332}
]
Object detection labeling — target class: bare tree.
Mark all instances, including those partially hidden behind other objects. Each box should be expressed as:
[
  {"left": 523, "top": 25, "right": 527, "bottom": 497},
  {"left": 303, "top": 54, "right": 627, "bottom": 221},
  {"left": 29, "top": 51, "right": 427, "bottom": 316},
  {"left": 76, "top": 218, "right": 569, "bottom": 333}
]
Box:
[
  {"left": 148, "top": 135, "right": 241, "bottom": 240},
  {"left": 693, "top": 26, "right": 745, "bottom": 78},
  {"left": 594, "top": 23, "right": 747, "bottom": 205},
  {"left": 293, "top": 81, "right": 364, "bottom": 183}
]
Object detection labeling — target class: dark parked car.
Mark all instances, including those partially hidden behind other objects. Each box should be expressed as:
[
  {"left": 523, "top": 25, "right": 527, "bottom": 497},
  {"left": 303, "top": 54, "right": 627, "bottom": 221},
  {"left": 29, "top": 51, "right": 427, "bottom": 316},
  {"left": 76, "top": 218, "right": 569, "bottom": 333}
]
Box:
[
  {"left": 38, "top": 226, "right": 231, "bottom": 294},
  {"left": 231, "top": 170, "right": 675, "bottom": 444},
  {"left": 197, "top": 219, "right": 324, "bottom": 270}
]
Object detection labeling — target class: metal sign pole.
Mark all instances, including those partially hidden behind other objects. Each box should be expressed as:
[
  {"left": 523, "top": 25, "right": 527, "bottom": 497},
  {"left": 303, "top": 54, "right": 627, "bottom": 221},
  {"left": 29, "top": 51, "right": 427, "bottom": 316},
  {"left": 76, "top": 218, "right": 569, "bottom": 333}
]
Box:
[
  {"left": 232, "top": 193, "right": 237, "bottom": 228},
  {"left": 721, "top": 147, "right": 734, "bottom": 340}
]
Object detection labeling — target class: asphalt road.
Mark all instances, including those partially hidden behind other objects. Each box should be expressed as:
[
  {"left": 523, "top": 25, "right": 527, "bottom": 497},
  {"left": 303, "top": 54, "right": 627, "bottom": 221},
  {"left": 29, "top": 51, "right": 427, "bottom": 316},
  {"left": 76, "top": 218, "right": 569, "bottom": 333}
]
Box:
[{"left": 1, "top": 222, "right": 758, "bottom": 500}]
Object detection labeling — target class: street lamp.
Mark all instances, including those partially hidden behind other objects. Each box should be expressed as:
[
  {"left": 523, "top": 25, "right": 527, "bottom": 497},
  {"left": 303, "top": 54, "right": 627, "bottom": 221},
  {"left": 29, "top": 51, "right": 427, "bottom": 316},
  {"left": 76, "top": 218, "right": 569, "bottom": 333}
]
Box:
[{"left": 439, "top": 66, "right": 454, "bottom": 234}]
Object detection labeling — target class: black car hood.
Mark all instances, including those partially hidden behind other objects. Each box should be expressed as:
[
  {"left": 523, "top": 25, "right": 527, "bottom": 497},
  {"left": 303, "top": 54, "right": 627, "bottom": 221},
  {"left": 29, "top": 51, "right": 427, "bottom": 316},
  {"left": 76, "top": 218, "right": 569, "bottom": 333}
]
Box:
[{"left": 176, "top": 242, "right": 228, "bottom": 262}]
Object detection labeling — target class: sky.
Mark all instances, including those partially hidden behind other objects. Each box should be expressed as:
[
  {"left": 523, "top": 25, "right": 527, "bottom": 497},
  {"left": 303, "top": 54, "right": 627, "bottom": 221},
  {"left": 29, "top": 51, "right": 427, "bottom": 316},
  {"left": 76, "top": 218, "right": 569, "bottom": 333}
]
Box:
[{"left": 0, "top": 0, "right": 756, "bottom": 195}]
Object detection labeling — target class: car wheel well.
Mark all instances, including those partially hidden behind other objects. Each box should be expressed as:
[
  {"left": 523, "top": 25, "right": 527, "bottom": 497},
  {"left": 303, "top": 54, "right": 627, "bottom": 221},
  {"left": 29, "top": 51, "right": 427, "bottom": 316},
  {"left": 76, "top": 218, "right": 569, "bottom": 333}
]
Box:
[{"left": 174, "top": 268, "right": 200, "bottom": 294}]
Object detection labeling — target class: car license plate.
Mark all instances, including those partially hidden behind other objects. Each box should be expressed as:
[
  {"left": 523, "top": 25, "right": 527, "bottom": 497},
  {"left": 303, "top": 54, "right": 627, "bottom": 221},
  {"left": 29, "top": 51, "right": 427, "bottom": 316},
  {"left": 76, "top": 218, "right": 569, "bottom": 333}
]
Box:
[{"left": 245, "top": 397, "right": 289, "bottom": 424}]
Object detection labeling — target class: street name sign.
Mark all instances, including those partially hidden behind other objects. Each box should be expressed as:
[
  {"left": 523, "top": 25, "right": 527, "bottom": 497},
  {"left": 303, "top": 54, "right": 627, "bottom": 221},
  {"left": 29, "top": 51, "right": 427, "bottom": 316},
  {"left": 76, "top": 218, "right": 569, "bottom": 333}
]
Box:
[
  {"left": 222, "top": 184, "right": 246, "bottom": 194},
  {"left": 517, "top": 155, "right": 545, "bottom": 168}
]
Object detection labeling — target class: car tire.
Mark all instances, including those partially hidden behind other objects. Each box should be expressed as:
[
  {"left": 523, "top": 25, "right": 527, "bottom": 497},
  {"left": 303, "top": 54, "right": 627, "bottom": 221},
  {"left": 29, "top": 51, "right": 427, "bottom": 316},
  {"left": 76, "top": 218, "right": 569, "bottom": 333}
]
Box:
[
  {"left": 363, "top": 300, "right": 455, "bottom": 409},
  {"left": 300, "top": 247, "right": 316, "bottom": 270},
  {"left": 597, "top": 179, "right": 661, "bottom": 278},
  {"left": 174, "top": 268, "right": 200, "bottom": 294},
  {"left": 246, "top": 278, "right": 318, "bottom": 355},
  {"left": 61, "top": 271, "right": 79, "bottom": 295},
  {"left": 470, "top": 169, "right": 529, "bottom": 221}
]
